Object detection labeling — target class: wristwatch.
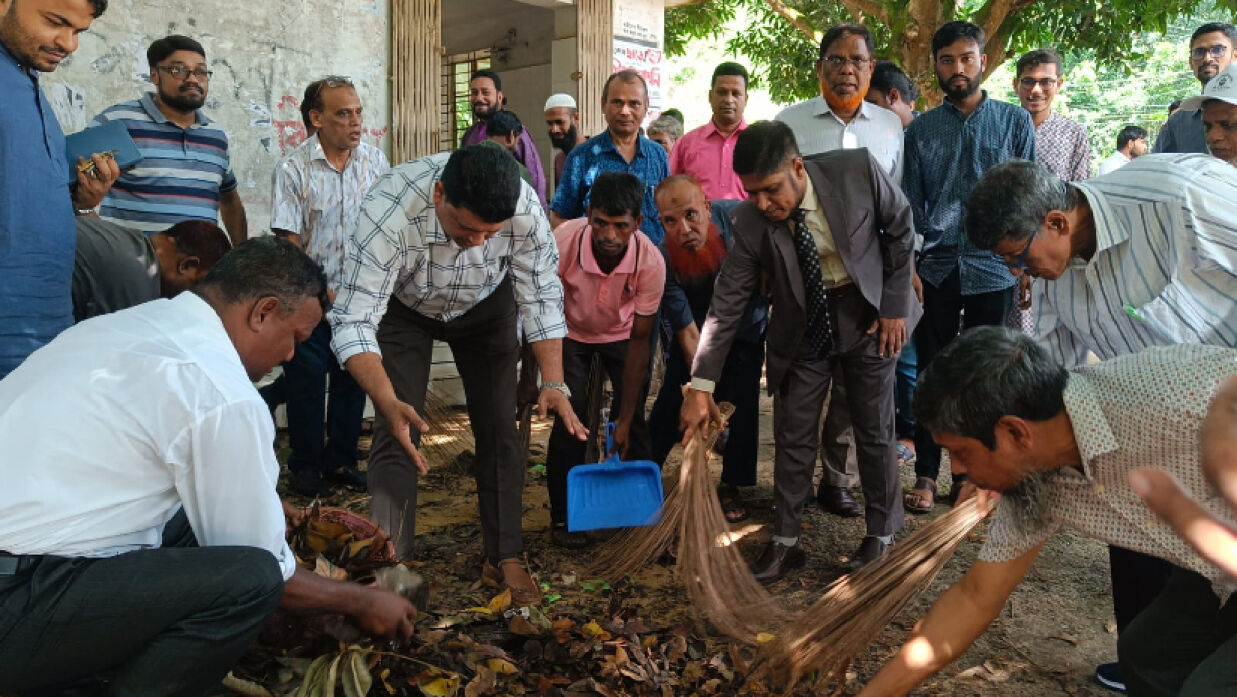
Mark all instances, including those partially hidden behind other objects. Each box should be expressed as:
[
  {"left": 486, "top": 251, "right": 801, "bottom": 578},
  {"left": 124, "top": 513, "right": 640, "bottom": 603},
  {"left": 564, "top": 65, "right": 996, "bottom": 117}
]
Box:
[
  {"left": 75, "top": 207, "right": 98, "bottom": 217},
  {"left": 540, "top": 381, "right": 572, "bottom": 399}
]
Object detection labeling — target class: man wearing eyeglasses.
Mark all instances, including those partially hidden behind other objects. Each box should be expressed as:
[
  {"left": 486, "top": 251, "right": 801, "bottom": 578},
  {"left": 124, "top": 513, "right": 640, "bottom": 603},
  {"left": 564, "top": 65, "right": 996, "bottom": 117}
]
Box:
[
  {"left": 90, "top": 35, "right": 247, "bottom": 245},
  {"left": 270, "top": 76, "right": 390, "bottom": 498},
  {"left": 902, "top": 21, "right": 1035, "bottom": 516},
  {"left": 1014, "top": 49, "right": 1091, "bottom": 183},
  {"left": 776, "top": 24, "right": 907, "bottom": 523},
  {"left": 1153, "top": 23, "right": 1236, "bottom": 155},
  {"left": 966, "top": 154, "right": 1237, "bottom": 694}
]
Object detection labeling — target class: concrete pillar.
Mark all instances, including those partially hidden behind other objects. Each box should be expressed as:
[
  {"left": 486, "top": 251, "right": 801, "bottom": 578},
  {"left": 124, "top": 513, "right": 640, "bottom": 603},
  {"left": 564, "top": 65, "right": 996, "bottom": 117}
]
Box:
[{"left": 575, "top": 0, "right": 613, "bottom": 137}]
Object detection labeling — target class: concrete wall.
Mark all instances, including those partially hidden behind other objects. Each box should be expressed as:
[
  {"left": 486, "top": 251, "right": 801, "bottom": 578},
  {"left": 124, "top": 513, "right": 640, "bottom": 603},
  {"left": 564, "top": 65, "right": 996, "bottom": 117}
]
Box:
[{"left": 42, "top": 0, "right": 391, "bottom": 234}]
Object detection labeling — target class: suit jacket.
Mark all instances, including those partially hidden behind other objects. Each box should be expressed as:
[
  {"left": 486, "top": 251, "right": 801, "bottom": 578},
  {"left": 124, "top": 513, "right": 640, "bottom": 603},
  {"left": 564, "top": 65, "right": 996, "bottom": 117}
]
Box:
[{"left": 692, "top": 148, "right": 921, "bottom": 394}]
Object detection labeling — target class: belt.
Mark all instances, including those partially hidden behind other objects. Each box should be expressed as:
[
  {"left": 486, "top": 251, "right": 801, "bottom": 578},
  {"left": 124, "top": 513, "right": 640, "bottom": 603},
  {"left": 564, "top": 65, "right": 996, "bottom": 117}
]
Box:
[
  {"left": 825, "top": 282, "right": 860, "bottom": 300},
  {"left": 0, "top": 551, "right": 39, "bottom": 576}
]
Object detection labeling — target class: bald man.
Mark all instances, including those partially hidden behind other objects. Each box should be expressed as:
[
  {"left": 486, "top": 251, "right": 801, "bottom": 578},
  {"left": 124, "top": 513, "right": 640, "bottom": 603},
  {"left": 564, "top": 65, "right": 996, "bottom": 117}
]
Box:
[{"left": 647, "top": 175, "right": 768, "bottom": 520}]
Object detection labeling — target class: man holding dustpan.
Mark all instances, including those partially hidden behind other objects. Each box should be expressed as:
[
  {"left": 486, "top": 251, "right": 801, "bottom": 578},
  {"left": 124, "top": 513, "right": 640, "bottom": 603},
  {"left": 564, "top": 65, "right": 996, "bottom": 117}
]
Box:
[
  {"left": 545, "top": 171, "right": 666, "bottom": 548},
  {"left": 682, "top": 120, "right": 920, "bottom": 578}
]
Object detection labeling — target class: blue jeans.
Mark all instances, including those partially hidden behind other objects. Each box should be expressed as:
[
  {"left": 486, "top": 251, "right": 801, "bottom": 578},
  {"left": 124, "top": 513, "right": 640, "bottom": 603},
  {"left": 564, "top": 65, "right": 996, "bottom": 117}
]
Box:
[
  {"left": 283, "top": 321, "right": 366, "bottom": 475},
  {"left": 895, "top": 335, "right": 917, "bottom": 440}
]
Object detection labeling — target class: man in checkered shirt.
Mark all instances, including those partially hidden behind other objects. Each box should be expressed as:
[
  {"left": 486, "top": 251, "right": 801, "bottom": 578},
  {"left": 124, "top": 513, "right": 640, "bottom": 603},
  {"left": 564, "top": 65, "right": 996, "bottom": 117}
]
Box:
[
  {"left": 328, "top": 145, "right": 585, "bottom": 606},
  {"left": 860, "top": 327, "right": 1237, "bottom": 697}
]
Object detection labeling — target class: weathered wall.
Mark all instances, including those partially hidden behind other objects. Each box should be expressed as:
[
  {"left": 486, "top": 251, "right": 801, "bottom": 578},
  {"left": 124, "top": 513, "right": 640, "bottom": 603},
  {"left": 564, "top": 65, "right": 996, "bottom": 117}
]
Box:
[{"left": 43, "top": 0, "right": 391, "bottom": 234}]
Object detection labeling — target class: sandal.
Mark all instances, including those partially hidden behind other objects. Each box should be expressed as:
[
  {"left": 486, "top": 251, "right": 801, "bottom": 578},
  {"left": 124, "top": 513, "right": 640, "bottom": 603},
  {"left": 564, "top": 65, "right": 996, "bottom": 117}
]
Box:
[
  {"left": 482, "top": 558, "right": 542, "bottom": 607},
  {"left": 904, "top": 477, "right": 937, "bottom": 514},
  {"left": 946, "top": 474, "right": 971, "bottom": 506},
  {"left": 717, "top": 482, "right": 749, "bottom": 523},
  {"left": 550, "top": 523, "right": 589, "bottom": 549}
]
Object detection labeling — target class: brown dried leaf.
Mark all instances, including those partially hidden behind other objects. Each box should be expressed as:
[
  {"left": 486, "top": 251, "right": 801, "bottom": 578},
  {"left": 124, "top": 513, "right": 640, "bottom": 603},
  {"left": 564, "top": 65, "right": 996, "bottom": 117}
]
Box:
[
  {"left": 464, "top": 665, "right": 496, "bottom": 697},
  {"left": 314, "top": 555, "right": 349, "bottom": 581},
  {"left": 1049, "top": 632, "right": 1080, "bottom": 646},
  {"left": 508, "top": 614, "right": 541, "bottom": 637}
]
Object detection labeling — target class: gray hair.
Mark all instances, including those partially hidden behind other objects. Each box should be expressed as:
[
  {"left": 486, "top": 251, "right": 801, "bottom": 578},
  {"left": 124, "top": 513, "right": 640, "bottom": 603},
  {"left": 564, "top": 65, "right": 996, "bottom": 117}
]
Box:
[
  {"left": 194, "top": 236, "right": 329, "bottom": 317},
  {"left": 647, "top": 115, "right": 683, "bottom": 141},
  {"left": 964, "top": 159, "right": 1083, "bottom": 251},
  {"left": 913, "top": 326, "right": 1069, "bottom": 449}
]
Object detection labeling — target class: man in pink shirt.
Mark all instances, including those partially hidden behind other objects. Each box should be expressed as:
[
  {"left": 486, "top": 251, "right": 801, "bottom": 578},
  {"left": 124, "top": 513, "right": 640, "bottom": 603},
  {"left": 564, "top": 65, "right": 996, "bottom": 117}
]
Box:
[
  {"left": 669, "top": 63, "right": 749, "bottom": 200},
  {"left": 546, "top": 172, "right": 666, "bottom": 547}
]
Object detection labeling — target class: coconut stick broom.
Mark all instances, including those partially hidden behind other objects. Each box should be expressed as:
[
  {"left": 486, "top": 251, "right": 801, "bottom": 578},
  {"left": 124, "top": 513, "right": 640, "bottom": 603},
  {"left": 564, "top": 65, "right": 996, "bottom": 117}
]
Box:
[
  {"left": 752, "top": 497, "right": 987, "bottom": 692},
  {"left": 589, "top": 402, "right": 735, "bottom": 579}
]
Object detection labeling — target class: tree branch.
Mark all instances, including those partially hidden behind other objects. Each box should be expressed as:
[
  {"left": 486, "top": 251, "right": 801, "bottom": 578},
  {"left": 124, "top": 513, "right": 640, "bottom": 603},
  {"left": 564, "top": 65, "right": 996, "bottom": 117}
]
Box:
[
  {"left": 759, "top": 0, "right": 821, "bottom": 43},
  {"left": 838, "top": 0, "right": 890, "bottom": 25}
]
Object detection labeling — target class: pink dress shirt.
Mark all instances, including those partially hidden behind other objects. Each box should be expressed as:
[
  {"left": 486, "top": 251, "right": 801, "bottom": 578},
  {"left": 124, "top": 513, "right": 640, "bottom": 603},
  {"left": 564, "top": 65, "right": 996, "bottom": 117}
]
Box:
[{"left": 668, "top": 119, "right": 748, "bottom": 200}]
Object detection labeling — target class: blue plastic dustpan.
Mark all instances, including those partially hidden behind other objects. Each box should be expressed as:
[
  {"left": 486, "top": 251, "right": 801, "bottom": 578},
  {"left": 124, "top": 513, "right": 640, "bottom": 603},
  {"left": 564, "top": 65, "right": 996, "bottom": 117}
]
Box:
[{"left": 566, "top": 423, "right": 664, "bottom": 532}]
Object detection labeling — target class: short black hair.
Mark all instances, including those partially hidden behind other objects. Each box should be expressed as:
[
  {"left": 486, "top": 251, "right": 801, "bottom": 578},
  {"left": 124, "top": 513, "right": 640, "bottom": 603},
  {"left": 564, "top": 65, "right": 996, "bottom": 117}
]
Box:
[
  {"left": 441, "top": 145, "right": 522, "bottom": 223},
  {"left": 587, "top": 172, "right": 645, "bottom": 219},
  {"left": 711, "top": 62, "right": 749, "bottom": 90},
  {"left": 1015, "top": 48, "right": 1063, "bottom": 78},
  {"left": 486, "top": 110, "right": 523, "bottom": 138},
  {"left": 161, "top": 220, "right": 233, "bottom": 271},
  {"left": 932, "top": 21, "right": 985, "bottom": 58},
  {"left": 300, "top": 80, "right": 321, "bottom": 129},
  {"left": 732, "top": 120, "right": 800, "bottom": 179},
  {"left": 1116, "top": 125, "right": 1148, "bottom": 149},
  {"left": 147, "top": 35, "right": 206, "bottom": 67},
  {"left": 818, "top": 23, "right": 874, "bottom": 61},
  {"left": 471, "top": 69, "right": 502, "bottom": 92},
  {"left": 195, "top": 237, "right": 329, "bottom": 317},
  {"left": 914, "top": 326, "right": 1069, "bottom": 449},
  {"left": 302, "top": 76, "right": 355, "bottom": 119},
  {"left": 88, "top": 0, "right": 108, "bottom": 17},
  {"left": 1168, "top": 98, "right": 1183, "bottom": 114},
  {"left": 870, "top": 60, "right": 918, "bottom": 103},
  {"left": 1190, "top": 22, "right": 1237, "bottom": 46},
  {"left": 602, "top": 69, "right": 648, "bottom": 102}
]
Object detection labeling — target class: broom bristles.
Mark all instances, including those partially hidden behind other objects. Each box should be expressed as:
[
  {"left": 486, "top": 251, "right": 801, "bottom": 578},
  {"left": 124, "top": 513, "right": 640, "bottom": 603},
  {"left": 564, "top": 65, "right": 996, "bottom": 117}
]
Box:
[{"left": 753, "top": 497, "right": 986, "bottom": 690}]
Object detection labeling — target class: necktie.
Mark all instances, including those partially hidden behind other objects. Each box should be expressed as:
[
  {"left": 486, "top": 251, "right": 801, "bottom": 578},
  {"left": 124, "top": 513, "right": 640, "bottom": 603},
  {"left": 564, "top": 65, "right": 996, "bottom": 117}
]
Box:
[{"left": 789, "top": 208, "right": 833, "bottom": 358}]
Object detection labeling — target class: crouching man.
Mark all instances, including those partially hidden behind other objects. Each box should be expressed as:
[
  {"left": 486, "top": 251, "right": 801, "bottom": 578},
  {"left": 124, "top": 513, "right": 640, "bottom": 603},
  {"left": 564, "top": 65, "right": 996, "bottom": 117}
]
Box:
[
  {"left": 0, "top": 238, "right": 416, "bottom": 697},
  {"left": 859, "top": 326, "right": 1237, "bottom": 697}
]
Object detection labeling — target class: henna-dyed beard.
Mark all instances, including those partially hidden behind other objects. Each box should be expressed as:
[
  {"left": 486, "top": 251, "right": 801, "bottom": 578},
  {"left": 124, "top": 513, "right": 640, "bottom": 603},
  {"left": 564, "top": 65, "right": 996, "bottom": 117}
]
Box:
[
  {"left": 822, "top": 84, "right": 869, "bottom": 115},
  {"left": 668, "top": 227, "right": 728, "bottom": 282}
]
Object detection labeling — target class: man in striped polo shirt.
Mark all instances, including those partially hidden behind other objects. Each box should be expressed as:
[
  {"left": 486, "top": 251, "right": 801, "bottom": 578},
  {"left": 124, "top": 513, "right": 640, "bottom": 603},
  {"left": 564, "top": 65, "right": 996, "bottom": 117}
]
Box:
[
  {"left": 966, "top": 153, "right": 1237, "bottom": 693},
  {"left": 91, "top": 35, "right": 247, "bottom": 245}
]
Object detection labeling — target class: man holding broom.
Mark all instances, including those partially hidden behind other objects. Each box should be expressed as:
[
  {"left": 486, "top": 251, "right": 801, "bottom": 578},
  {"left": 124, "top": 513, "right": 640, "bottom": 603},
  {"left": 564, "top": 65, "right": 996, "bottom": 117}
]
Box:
[{"left": 860, "top": 327, "right": 1237, "bottom": 697}]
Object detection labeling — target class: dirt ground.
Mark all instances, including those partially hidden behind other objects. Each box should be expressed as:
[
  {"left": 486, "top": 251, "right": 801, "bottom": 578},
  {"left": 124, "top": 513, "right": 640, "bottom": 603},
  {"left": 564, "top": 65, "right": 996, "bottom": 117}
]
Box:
[{"left": 259, "top": 389, "right": 1119, "bottom": 697}]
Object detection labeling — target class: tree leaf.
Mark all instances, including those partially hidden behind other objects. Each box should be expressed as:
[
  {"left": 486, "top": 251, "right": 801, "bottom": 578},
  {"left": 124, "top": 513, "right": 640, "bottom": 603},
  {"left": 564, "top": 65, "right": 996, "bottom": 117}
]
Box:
[
  {"left": 484, "top": 657, "right": 520, "bottom": 675},
  {"left": 341, "top": 649, "right": 373, "bottom": 697},
  {"left": 415, "top": 676, "right": 459, "bottom": 697}
]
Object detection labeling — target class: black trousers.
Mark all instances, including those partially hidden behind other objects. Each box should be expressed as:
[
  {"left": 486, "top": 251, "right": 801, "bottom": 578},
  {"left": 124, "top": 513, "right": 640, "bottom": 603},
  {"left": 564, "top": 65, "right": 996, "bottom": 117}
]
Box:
[
  {"left": 913, "top": 268, "right": 1012, "bottom": 481},
  {"left": 545, "top": 336, "right": 652, "bottom": 526},
  {"left": 369, "top": 279, "right": 524, "bottom": 563},
  {"left": 1119, "top": 566, "right": 1237, "bottom": 696},
  {"left": 284, "top": 320, "right": 367, "bottom": 475},
  {"left": 648, "top": 336, "right": 764, "bottom": 486},
  {"left": 0, "top": 511, "right": 284, "bottom": 696}
]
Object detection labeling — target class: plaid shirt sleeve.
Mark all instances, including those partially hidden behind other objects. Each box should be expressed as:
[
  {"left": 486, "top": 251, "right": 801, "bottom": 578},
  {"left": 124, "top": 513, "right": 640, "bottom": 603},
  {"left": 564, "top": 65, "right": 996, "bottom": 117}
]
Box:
[
  {"left": 328, "top": 170, "right": 416, "bottom": 364},
  {"left": 509, "top": 183, "right": 568, "bottom": 342}
]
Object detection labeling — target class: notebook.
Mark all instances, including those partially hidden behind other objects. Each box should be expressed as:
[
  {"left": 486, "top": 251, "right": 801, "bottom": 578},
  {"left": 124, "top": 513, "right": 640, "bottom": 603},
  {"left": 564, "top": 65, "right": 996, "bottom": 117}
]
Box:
[{"left": 64, "top": 121, "right": 142, "bottom": 184}]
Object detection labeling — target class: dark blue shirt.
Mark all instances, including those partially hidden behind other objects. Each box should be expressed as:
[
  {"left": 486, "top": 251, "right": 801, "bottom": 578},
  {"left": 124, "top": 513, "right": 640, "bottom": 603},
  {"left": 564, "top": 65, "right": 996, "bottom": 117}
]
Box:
[
  {"left": 660, "top": 200, "right": 768, "bottom": 344},
  {"left": 904, "top": 92, "right": 1035, "bottom": 295},
  {"left": 0, "top": 42, "right": 75, "bottom": 379},
  {"left": 550, "top": 130, "right": 670, "bottom": 245},
  {"left": 1152, "top": 108, "right": 1208, "bottom": 155}
]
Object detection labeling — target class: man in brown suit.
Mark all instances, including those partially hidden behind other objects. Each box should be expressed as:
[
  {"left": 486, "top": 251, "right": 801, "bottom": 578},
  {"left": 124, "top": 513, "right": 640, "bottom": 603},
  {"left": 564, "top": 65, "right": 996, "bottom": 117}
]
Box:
[{"left": 682, "top": 120, "right": 920, "bottom": 580}]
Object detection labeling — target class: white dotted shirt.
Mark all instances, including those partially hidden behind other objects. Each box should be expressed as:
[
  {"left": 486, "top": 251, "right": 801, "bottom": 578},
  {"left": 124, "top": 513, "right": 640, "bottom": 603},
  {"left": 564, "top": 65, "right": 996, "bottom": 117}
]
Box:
[{"left": 978, "top": 343, "right": 1237, "bottom": 601}]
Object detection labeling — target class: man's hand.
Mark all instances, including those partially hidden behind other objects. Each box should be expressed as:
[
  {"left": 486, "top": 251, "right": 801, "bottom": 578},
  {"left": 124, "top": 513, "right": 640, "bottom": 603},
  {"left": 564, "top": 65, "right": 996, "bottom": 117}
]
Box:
[
  {"left": 72, "top": 153, "right": 120, "bottom": 210},
  {"left": 378, "top": 399, "right": 430, "bottom": 474},
  {"left": 911, "top": 270, "right": 924, "bottom": 306},
  {"left": 1017, "top": 274, "right": 1033, "bottom": 310},
  {"left": 867, "top": 317, "right": 907, "bottom": 357},
  {"left": 538, "top": 388, "right": 587, "bottom": 440},
  {"left": 282, "top": 500, "right": 308, "bottom": 534},
  {"left": 610, "top": 417, "right": 632, "bottom": 459},
  {"left": 352, "top": 586, "right": 417, "bottom": 639},
  {"left": 680, "top": 387, "right": 722, "bottom": 446}
]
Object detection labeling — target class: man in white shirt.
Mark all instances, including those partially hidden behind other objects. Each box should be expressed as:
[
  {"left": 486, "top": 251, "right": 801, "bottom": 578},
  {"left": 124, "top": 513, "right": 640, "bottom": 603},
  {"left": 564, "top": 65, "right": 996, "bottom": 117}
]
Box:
[
  {"left": 0, "top": 238, "right": 416, "bottom": 696},
  {"left": 776, "top": 23, "right": 908, "bottom": 521},
  {"left": 859, "top": 329, "right": 1237, "bottom": 697},
  {"left": 1097, "top": 125, "right": 1149, "bottom": 175},
  {"left": 271, "top": 76, "right": 390, "bottom": 497}
]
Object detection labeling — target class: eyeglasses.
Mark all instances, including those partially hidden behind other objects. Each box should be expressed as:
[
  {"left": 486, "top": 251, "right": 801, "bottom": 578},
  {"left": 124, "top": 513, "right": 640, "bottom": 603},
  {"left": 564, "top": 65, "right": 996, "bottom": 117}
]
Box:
[
  {"left": 1018, "top": 77, "right": 1058, "bottom": 90},
  {"left": 820, "top": 56, "right": 871, "bottom": 70},
  {"left": 1191, "top": 44, "right": 1233, "bottom": 60},
  {"left": 157, "top": 65, "right": 212, "bottom": 80},
  {"left": 308, "top": 75, "right": 354, "bottom": 111},
  {"left": 1002, "top": 230, "right": 1037, "bottom": 271}
]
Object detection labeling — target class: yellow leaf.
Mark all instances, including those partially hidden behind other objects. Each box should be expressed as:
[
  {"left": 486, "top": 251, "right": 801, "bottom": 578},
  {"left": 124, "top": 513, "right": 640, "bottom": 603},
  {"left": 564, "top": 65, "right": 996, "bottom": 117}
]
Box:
[
  {"left": 417, "top": 676, "right": 458, "bottom": 697},
  {"left": 341, "top": 649, "right": 373, "bottom": 697},
  {"left": 485, "top": 657, "right": 520, "bottom": 675},
  {"left": 582, "top": 620, "right": 612, "bottom": 641},
  {"left": 465, "top": 606, "right": 494, "bottom": 616},
  {"left": 486, "top": 588, "right": 512, "bottom": 614},
  {"left": 755, "top": 632, "right": 776, "bottom": 644}
]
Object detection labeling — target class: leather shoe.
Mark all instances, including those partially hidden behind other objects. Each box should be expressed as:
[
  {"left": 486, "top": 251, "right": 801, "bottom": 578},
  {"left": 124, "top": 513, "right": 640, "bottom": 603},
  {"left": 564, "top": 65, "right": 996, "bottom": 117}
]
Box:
[
  {"left": 289, "top": 469, "right": 329, "bottom": 497},
  {"left": 327, "top": 466, "right": 368, "bottom": 491},
  {"left": 848, "top": 536, "right": 891, "bottom": 571},
  {"left": 750, "top": 540, "right": 806, "bottom": 584},
  {"left": 817, "top": 485, "right": 862, "bottom": 518}
]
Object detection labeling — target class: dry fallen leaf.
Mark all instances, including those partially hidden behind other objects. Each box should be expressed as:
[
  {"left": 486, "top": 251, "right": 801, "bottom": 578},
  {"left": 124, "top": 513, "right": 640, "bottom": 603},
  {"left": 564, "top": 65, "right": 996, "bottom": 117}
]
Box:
[{"left": 1049, "top": 632, "right": 1080, "bottom": 646}]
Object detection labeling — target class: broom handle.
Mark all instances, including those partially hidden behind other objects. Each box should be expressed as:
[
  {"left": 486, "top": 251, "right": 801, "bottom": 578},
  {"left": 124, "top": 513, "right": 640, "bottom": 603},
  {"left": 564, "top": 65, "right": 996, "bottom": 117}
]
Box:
[{"left": 703, "top": 402, "right": 736, "bottom": 453}]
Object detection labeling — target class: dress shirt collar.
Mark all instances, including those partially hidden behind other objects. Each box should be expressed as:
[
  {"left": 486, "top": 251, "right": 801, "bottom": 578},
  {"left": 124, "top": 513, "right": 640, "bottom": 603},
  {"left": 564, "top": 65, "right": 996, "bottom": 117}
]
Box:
[
  {"left": 797, "top": 170, "right": 820, "bottom": 214},
  {"left": 139, "top": 91, "right": 211, "bottom": 128},
  {"left": 579, "top": 223, "right": 639, "bottom": 276},
  {"left": 0, "top": 39, "right": 36, "bottom": 78},
  {"left": 599, "top": 129, "right": 651, "bottom": 161},
  {"left": 307, "top": 133, "right": 356, "bottom": 173},
  {"left": 702, "top": 118, "right": 747, "bottom": 139},
  {"left": 1062, "top": 371, "right": 1120, "bottom": 479},
  {"left": 943, "top": 90, "right": 992, "bottom": 121},
  {"left": 811, "top": 95, "right": 875, "bottom": 122},
  {"left": 1073, "top": 180, "right": 1131, "bottom": 256}
]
